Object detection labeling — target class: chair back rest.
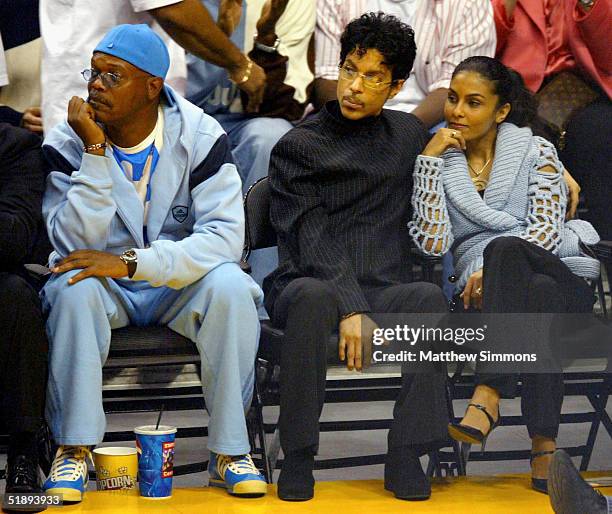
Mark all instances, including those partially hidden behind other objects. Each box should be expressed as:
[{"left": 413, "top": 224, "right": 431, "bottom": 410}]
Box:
[{"left": 244, "top": 177, "right": 277, "bottom": 253}]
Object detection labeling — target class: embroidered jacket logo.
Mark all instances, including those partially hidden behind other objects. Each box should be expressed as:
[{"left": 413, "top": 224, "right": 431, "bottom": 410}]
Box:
[{"left": 172, "top": 205, "right": 188, "bottom": 223}]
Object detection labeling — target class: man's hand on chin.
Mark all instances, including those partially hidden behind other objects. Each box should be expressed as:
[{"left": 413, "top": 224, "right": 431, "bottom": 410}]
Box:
[
  {"left": 67, "top": 97, "right": 106, "bottom": 154},
  {"left": 52, "top": 250, "right": 129, "bottom": 285}
]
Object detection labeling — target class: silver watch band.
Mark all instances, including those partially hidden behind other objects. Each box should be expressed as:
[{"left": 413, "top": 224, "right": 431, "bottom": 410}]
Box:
[{"left": 253, "top": 36, "right": 280, "bottom": 53}]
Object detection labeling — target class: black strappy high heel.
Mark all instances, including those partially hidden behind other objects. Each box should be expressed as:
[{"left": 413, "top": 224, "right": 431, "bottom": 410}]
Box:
[
  {"left": 448, "top": 402, "right": 500, "bottom": 452},
  {"left": 530, "top": 450, "right": 555, "bottom": 494}
]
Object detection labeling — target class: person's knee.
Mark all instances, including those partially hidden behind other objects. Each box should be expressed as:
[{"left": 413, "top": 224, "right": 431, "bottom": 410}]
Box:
[
  {"left": 201, "top": 263, "right": 261, "bottom": 309},
  {"left": 484, "top": 236, "right": 525, "bottom": 264},
  {"left": 0, "top": 273, "right": 39, "bottom": 310},
  {"left": 530, "top": 273, "right": 557, "bottom": 291},
  {"left": 43, "top": 271, "right": 106, "bottom": 312},
  {"left": 526, "top": 273, "right": 563, "bottom": 312},
  {"left": 412, "top": 282, "right": 447, "bottom": 313},
  {"left": 284, "top": 277, "right": 338, "bottom": 314}
]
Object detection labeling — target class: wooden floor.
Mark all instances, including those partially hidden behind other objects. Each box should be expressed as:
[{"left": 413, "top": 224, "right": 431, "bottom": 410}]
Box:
[{"left": 57, "top": 473, "right": 612, "bottom": 514}]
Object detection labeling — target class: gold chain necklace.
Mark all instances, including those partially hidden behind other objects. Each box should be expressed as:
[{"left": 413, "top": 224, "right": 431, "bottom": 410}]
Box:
[
  {"left": 468, "top": 155, "right": 493, "bottom": 191},
  {"left": 467, "top": 155, "right": 493, "bottom": 177}
]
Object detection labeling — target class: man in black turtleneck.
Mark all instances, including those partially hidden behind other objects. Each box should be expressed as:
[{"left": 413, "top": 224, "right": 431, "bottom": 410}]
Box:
[{"left": 263, "top": 12, "right": 449, "bottom": 502}]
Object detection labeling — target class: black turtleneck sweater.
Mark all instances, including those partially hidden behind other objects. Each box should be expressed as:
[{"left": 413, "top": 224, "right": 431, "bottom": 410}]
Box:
[{"left": 263, "top": 101, "right": 430, "bottom": 317}]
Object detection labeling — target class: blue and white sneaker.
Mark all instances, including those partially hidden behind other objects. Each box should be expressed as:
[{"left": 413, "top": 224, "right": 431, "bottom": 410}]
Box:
[
  {"left": 43, "top": 446, "right": 92, "bottom": 502},
  {"left": 208, "top": 452, "right": 267, "bottom": 497}
]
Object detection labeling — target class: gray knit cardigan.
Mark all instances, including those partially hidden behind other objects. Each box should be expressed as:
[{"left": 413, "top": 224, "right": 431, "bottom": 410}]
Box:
[{"left": 409, "top": 123, "right": 600, "bottom": 291}]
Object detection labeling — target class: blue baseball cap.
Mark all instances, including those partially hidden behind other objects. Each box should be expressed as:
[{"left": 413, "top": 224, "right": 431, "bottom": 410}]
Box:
[{"left": 94, "top": 24, "right": 170, "bottom": 79}]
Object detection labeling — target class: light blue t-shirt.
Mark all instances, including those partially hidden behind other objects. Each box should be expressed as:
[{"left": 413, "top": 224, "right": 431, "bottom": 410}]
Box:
[{"left": 111, "top": 107, "right": 164, "bottom": 246}]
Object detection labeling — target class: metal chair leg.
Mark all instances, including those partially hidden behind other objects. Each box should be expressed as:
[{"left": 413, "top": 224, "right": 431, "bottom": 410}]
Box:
[{"left": 596, "top": 274, "right": 608, "bottom": 318}]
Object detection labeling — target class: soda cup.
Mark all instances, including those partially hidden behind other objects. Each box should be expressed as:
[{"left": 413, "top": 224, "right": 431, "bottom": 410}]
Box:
[{"left": 134, "top": 425, "right": 177, "bottom": 499}]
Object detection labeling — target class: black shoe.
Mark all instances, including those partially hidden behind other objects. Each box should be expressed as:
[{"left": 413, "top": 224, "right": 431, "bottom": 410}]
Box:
[
  {"left": 530, "top": 450, "right": 555, "bottom": 494},
  {"left": 549, "top": 450, "right": 608, "bottom": 514},
  {"left": 4, "top": 451, "right": 46, "bottom": 512},
  {"left": 277, "top": 449, "right": 315, "bottom": 501},
  {"left": 384, "top": 450, "right": 431, "bottom": 501},
  {"left": 448, "top": 402, "right": 500, "bottom": 452}
]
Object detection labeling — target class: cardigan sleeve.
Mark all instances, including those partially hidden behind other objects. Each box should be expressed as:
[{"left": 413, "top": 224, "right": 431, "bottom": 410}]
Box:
[
  {"left": 517, "top": 138, "right": 566, "bottom": 254},
  {"left": 408, "top": 155, "right": 454, "bottom": 256}
]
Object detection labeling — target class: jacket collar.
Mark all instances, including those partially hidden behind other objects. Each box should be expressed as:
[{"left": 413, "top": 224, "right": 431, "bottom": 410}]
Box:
[
  {"left": 520, "top": 0, "right": 547, "bottom": 36},
  {"left": 442, "top": 123, "right": 533, "bottom": 231},
  {"left": 43, "top": 85, "right": 192, "bottom": 248}
]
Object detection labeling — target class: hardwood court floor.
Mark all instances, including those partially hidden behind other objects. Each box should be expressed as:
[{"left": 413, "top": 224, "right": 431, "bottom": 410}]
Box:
[{"left": 56, "top": 473, "right": 612, "bottom": 514}]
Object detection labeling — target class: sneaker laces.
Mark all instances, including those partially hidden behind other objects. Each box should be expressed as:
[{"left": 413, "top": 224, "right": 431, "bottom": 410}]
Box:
[
  {"left": 49, "top": 446, "right": 91, "bottom": 482},
  {"left": 217, "top": 454, "right": 260, "bottom": 477}
]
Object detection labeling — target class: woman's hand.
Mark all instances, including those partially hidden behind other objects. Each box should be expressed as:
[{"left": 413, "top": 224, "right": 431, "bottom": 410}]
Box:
[
  {"left": 422, "top": 127, "right": 466, "bottom": 158},
  {"left": 461, "top": 268, "right": 484, "bottom": 310}
]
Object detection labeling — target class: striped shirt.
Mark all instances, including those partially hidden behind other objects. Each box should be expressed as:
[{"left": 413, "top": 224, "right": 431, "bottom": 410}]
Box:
[{"left": 315, "top": 0, "right": 497, "bottom": 112}]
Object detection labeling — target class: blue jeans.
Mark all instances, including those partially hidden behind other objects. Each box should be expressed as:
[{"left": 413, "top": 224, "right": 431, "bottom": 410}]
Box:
[{"left": 42, "top": 263, "right": 263, "bottom": 456}]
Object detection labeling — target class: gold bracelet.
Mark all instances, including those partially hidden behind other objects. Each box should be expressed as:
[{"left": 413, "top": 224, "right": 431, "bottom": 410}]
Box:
[
  {"left": 231, "top": 58, "right": 253, "bottom": 85},
  {"left": 83, "top": 141, "right": 107, "bottom": 153}
]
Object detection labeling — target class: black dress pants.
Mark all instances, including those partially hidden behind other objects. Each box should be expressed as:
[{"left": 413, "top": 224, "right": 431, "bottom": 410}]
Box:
[
  {"left": 475, "top": 237, "right": 593, "bottom": 439},
  {"left": 270, "top": 278, "right": 449, "bottom": 456},
  {"left": 0, "top": 272, "right": 48, "bottom": 434}
]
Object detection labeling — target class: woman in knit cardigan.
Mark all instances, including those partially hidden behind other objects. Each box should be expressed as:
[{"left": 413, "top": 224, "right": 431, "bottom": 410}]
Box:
[{"left": 409, "top": 56, "right": 600, "bottom": 494}]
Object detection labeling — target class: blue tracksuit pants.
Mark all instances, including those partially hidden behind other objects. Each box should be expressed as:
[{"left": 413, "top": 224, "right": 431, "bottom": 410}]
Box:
[{"left": 41, "top": 262, "right": 263, "bottom": 456}]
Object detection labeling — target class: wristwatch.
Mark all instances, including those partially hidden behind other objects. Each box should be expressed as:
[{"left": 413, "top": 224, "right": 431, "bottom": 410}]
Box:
[
  {"left": 120, "top": 249, "right": 138, "bottom": 278},
  {"left": 253, "top": 35, "right": 280, "bottom": 53}
]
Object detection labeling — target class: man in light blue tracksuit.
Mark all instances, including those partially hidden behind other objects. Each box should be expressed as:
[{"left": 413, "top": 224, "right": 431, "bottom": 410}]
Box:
[{"left": 40, "top": 24, "right": 267, "bottom": 502}]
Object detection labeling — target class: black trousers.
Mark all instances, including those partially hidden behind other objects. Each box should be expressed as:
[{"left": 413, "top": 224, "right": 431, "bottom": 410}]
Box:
[
  {"left": 465, "top": 237, "right": 593, "bottom": 439},
  {"left": 0, "top": 272, "right": 48, "bottom": 434},
  {"left": 270, "top": 278, "right": 449, "bottom": 456},
  {"left": 560, "top": 100, "right": 612, "bottom": 241}
]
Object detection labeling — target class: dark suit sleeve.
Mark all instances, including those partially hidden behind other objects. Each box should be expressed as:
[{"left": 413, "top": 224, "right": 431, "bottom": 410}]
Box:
[
  {"left": 269, "top": 135, "right": 370, "bottom": 316},
  {"left": 0, "top": 106, "right": 23, "bottom": 127},
  {"left": 0, "top": 124, "right": 45, "bottom": 267}
]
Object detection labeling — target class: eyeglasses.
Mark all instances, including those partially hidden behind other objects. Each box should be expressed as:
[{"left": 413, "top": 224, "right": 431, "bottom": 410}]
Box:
[
  {"left": 338, "top": 65, "right": 393, "bottom": 91},
  {"left": 81, "top": 68, "right": 123, "bottom": 88}
]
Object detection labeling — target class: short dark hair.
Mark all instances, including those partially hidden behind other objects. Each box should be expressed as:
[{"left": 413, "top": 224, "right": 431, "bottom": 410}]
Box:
[{"left": 339, "top": 12, "right": 416, "bottom": 82}]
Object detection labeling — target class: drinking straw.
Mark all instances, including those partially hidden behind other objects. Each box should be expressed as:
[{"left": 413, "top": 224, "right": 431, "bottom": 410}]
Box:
[{"left": 155, "top": 404, "right": 165, "bottom": 430}]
